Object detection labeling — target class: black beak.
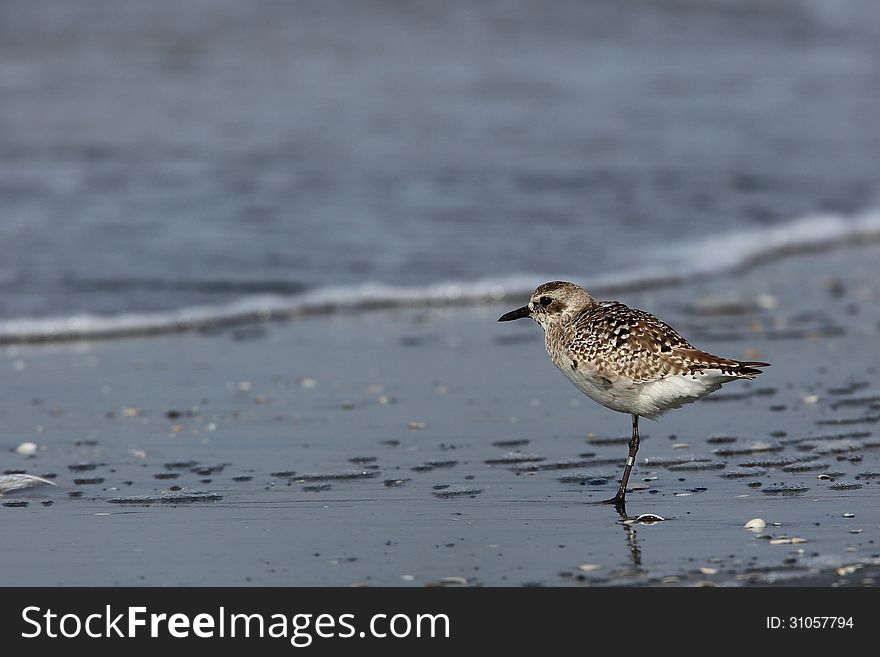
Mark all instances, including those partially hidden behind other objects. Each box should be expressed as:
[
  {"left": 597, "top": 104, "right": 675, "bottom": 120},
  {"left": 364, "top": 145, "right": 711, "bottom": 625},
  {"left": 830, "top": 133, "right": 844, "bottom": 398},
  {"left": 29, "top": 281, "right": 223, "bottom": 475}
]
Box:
[{"left": 497, "top": 305, "right": 531, "bottom": 322}]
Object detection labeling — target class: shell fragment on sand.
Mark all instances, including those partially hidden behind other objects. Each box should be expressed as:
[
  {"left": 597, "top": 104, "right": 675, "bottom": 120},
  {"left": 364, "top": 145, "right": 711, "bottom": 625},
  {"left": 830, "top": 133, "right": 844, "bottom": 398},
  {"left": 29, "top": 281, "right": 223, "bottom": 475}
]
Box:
[
  {"left": 0, "top": 473, "right": 57, "bottom": 494},
  {"left": 769, "top": 537, "right": 808, "bottom": 545},
  {"left": 633, "top": 513, "right": 665, "bottom": 524}
]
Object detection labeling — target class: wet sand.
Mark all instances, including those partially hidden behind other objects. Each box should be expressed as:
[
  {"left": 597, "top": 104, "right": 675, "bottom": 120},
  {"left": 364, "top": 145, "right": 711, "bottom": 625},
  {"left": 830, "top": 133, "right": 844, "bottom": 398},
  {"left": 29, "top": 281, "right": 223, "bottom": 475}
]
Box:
[{"left": 2, "top": 245, "right": 879, "bottom": 586}]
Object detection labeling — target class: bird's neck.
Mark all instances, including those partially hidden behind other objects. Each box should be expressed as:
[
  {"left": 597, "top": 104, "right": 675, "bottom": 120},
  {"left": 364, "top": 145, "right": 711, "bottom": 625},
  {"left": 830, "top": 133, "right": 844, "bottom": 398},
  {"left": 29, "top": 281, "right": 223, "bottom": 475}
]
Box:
[{"left": 542, "top": 320, "right": 571, "bottom": 362}]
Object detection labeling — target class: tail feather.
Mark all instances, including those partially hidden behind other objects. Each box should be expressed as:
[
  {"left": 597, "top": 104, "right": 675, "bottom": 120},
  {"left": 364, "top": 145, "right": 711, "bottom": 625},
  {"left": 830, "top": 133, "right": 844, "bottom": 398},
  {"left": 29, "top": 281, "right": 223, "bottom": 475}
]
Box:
[
  {"left": 676, "top": 348, "right": 770, "bottom": 378},
  {"left": 732, "top": 360, "right": 770, "bottom": 377}
]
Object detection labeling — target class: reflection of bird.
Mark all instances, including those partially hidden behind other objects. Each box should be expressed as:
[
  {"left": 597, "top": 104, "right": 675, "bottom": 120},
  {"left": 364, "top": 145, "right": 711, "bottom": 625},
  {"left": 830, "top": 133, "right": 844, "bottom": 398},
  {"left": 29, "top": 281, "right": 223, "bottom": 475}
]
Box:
[
  {"left": 621, "top": 517, "right": 642, "bottom": 571},
  {"left": 498, "top": 281, "right": 769, "bottom": 510}
]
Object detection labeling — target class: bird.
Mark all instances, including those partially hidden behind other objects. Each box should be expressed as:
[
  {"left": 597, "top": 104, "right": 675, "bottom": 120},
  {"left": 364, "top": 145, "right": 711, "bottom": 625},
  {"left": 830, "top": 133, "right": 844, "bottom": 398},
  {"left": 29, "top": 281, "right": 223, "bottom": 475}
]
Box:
[{"left": 498, "top": 281, "right": 769, "bottom": 511}]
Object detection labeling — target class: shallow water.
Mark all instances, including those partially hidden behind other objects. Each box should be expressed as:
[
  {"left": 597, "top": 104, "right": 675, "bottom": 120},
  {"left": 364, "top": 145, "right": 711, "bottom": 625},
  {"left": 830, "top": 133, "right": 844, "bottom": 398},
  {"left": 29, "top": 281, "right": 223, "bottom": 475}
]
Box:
[{"left": 2, "top": 0, "right": 880, "bottom": 320}]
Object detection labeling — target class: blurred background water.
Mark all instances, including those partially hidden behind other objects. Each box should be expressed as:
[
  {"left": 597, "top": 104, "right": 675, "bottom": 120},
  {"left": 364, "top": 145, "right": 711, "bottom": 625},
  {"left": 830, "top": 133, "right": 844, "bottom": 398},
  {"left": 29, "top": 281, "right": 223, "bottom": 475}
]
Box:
[{"left": 1, "top": 0, "right": 879, "bottom": 321}]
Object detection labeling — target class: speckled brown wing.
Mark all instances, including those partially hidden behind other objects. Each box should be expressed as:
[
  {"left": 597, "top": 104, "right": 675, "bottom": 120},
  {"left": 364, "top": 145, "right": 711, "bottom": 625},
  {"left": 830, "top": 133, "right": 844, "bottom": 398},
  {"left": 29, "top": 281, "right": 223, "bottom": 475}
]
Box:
[{"left": 566, "top": 301, "right": 767, "bottom": 383}]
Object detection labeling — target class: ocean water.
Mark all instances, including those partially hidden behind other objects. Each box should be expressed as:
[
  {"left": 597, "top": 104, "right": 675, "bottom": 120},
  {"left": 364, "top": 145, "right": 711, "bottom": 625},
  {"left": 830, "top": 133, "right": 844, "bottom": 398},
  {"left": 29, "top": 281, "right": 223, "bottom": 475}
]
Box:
[{"left": 2, "top": 0, "right": 880, "bottom": 339}]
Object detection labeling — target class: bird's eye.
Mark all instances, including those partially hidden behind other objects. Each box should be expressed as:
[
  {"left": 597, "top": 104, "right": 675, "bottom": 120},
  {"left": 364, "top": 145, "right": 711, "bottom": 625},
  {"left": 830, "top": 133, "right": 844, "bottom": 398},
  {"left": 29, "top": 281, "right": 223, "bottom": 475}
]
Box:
[{"left": 539, "top": 296, "right": 552, "bottom": 307}]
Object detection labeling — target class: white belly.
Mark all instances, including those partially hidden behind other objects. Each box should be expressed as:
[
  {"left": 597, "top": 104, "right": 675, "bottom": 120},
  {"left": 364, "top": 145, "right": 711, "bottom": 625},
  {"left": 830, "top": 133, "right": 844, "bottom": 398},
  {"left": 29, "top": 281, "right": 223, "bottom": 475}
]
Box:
[{"left": 558, "top": 364, "right": 736, "bottom": 420}]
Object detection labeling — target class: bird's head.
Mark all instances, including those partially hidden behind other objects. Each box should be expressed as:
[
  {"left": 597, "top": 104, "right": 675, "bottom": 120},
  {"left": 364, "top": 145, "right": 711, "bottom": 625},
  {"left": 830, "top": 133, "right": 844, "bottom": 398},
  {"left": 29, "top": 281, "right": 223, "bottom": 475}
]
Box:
[{"left": 497, "top": 281, "right": 593, "bottom": 329}]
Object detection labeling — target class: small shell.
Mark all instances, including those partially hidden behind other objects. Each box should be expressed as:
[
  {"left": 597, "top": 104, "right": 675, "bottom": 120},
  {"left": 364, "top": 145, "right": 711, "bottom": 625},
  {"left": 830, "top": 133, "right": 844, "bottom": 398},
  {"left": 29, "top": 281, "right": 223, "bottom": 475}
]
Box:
[
  {"left": 634, "top": 513, "right": 665, "bottom": 523},
  {"left": 15, "top": 442, "right": 38, "bottom": 457}
]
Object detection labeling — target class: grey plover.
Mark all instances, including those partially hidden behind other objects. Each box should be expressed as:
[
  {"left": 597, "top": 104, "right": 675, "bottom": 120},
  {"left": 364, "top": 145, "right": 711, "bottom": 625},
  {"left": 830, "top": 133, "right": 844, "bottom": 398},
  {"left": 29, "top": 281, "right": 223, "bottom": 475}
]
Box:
[{"left": 498, "top": 281, "right": 769, "bottom": 510}]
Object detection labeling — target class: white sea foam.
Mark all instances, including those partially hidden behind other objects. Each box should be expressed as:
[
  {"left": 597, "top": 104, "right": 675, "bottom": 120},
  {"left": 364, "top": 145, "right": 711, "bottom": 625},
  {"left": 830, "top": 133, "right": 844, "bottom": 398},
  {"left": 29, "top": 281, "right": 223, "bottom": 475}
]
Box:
[{"left": 3, "top": 209, "right": 879, "bottom": 344}]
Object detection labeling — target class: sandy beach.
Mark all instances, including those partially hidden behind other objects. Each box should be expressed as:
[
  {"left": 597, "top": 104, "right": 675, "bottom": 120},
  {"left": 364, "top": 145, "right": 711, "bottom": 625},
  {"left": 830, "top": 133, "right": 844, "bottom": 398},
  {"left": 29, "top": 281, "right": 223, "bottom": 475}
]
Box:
[{"left": 2, "top": 243, "right": 878, "bottom": 586}]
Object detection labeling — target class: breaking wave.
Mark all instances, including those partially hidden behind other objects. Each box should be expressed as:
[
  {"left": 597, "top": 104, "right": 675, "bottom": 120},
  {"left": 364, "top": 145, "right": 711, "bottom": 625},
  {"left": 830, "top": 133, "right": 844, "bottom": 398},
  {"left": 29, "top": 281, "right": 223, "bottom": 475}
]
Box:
[{"left": 3, "top": 208, "right": 880, "bottom": 344}]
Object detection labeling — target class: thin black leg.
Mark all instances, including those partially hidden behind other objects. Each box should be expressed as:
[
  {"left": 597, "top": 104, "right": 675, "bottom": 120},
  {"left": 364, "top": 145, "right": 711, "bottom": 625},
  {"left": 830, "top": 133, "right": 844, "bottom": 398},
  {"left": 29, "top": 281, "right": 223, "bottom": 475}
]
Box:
[{"left": 603, "top": 414, "right": 640, "bottom": 511}]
